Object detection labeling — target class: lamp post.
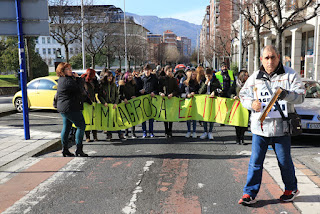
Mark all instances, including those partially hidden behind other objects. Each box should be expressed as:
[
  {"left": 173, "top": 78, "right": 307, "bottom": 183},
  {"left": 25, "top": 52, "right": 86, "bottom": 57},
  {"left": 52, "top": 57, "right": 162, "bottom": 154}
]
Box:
[
  {"left": 238, "top": 0, "right": 243, "bottom": 72},
  {"left": 124, "top": 0, "right": 128, "bottom": 71},
  {"left": 81, "top": 0, "right": 86, "bottom": 70}
]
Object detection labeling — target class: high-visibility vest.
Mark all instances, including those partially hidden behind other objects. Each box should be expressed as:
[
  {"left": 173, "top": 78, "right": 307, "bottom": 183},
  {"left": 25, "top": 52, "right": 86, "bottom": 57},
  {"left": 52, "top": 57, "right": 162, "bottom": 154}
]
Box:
[{"left": 215, "top": 70, "right": 235, "bottom": 90}]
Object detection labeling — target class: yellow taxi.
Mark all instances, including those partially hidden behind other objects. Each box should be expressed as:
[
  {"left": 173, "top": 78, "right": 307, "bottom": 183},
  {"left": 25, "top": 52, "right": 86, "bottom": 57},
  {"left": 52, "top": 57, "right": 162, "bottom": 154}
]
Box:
[{"left": 12, "top": 76, "right": 59, "bottom": 112}]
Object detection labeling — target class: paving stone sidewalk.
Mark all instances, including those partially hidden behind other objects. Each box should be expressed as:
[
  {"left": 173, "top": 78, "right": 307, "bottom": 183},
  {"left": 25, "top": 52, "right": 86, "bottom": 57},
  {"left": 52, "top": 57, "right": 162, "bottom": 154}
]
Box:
[{"left": 0, "top": 125, "right": 60, "bottom": 170}]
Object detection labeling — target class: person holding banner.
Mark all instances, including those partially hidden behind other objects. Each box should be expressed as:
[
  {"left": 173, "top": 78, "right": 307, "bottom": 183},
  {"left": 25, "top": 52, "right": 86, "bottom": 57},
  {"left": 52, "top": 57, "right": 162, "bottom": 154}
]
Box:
[
  {"left": 81, "top": 69, "right": 99, "bottom": 142},
  {"left": 119, "top": 72, "right": 140, "bottom": 138},
  {"left": 198, "top": 68, "right": 222, "bottom": 140},
  {"left": 159, "top": 65, "right": 180, "bottom": 138},
  {"left": 233, "top": 69, "right": 249, "bottom": 145},
  {"left": 98, "top": 71, "right": 125, "bottom": 140},
  {"left": 184, "top": 69, "right": 200, "bottom": 138},
  {"left": 238, "top": 45, "right": 305, "bottom": 205},
  {"left": 140, "top": 64, "right": 159, "bottom": 138},
  {"left": 55, "top": 62, "right": 88, "bottom": 157}
]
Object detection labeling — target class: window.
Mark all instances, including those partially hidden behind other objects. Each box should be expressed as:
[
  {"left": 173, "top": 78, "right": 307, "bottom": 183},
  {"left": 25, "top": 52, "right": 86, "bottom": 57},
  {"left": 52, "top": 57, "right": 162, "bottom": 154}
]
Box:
[
  {"left": 47, "top": 37, "right": 51, "bottom": 44},
  {"left": 70, "top": 48, "right": 74, "bottom": 55},
  {"left": 42, "top": 37, "right": 45, "bottom": 44},
  {"left": 38, "top": 80, "right": 56, "bottom": 90},
  {"left": 27, "top": 80, "right": 40, "bottom": 89},
  {"left": 36, "top": 48, "right": 39, "bottom": 53},
  {"left": 53, "top": 48, "right": 56, "bottom": 54},
  {"left": 75, "top": 48, "right": 78, "bottom": 54},
  {"left": 42, "top": 48, "right": 46, "bottom": 54},
  {"left": 48, "top": 48, "right": 51, "bottom": 55},
  {"left": 35, "top": 38, "right": 39, "bottom": 44}
]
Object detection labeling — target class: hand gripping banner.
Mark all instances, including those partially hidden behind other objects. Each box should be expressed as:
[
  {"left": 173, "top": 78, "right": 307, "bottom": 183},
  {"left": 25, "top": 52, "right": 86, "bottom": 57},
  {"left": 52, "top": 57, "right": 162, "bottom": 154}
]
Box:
[{"left": 82, "top": 95, "right": 249, "bottom": 131}]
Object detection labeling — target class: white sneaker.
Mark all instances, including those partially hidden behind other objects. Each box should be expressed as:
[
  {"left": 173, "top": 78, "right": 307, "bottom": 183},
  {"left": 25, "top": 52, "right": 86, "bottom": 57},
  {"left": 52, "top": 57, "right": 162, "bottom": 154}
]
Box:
[
  {"left": 208, "top": 133, "right": 214, "bottom": 140},
  {"left": 200, "top": 132, "right": 208, "bottom": 139},
  {"left": 185, "top": 132, "right": 191, "bottom": 138},
  {"left": 192, "top": 132, "right": 197, "bottom": 138}
]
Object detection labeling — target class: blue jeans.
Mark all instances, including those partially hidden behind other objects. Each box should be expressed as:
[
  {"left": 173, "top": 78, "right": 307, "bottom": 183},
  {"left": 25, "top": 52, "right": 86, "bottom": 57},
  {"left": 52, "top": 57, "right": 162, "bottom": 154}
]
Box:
[
  {"left": 60, "top": 111, "right": 86, "bottom": 146},
  {"left": 142, "top": 119, "right": 154, "bottom": 134},
  {"left": 187, "top": 120, "right": 197, "bottom": 132},
  {"left": 243, "top": 134, "right": 297, "bottom": 198},
  {"left": 203, "top": 122, "right": 214, "bottom": 132}
]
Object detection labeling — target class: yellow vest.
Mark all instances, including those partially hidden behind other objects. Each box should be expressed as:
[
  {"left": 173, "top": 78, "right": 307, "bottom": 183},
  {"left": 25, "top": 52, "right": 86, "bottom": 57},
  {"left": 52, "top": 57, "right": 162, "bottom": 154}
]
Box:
[{"left": 215, "top": 70, "right": 235, "bottom": 89}]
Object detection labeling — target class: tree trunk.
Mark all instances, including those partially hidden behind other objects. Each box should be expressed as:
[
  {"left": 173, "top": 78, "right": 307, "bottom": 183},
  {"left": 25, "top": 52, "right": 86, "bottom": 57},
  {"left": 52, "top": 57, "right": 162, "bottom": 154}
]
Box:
[
  {"left": 106, "top": 56, "right": 109, "bottom": 69},
  {"left": 25, "top": 37, "right": 32, "bottom": 81},
  {"left": 254, "top": 26, "right": 261, "bottom": 71},
  {"left": 118, "top": 56, "right": 122, "bottom": 69},
  {"left": 276, "top": 30, "right": 283, "bottom": 58},
  {"left": 91, "top": 55, "right": 95, "bottom": 69},
  {"left": 64, "top": 44, "right": 69, "bottom": 63}
]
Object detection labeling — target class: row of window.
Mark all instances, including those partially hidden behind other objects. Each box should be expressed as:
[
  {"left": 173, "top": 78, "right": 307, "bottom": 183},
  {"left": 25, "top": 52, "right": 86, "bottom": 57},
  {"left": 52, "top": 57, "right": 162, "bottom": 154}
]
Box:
[
  {"left": 36, "top": 48, "right": 80, "bottom": 55},
  {"left": 35, "top": 37, "right": 81, "bottom": 44}
]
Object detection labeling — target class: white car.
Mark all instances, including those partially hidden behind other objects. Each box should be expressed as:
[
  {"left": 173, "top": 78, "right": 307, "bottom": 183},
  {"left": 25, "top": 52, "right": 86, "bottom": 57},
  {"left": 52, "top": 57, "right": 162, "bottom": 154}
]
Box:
[
  {"left": 73, "top": 69, "right": 102, "bottom": 80},
  {"left": 295, "top": 79, "right": 320, "bottom": 135}
]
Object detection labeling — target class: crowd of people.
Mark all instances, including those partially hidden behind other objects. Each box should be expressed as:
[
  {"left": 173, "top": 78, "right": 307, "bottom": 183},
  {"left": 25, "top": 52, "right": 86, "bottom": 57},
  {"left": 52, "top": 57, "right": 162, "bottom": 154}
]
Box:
[{"left": 54, "top": 61, "right": 250, "bottom": 156}]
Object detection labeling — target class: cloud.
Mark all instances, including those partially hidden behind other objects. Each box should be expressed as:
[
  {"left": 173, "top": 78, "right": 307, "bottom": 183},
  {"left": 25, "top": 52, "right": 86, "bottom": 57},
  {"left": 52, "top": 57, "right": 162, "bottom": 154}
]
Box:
[{"left": 163, "top": 8, "right": 205, "bottom": 25}]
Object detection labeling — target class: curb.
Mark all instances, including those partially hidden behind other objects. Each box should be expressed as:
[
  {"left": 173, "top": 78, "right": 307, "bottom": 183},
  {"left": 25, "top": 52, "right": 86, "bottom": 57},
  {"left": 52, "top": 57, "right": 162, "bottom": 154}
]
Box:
[{"left": 0, "top": 138, "right": 61, "bottom": 172}]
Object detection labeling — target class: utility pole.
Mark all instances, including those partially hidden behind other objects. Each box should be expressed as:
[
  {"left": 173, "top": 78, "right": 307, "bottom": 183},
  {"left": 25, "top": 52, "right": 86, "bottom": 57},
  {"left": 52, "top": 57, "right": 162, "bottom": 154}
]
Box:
[
  {"left": 213, "top": 0, "right": 216, "bottom": 70},
  {"left": 124, "top": 0, "right": 128, "bottom": 72},
  {"left": 238, "top": 0, "right": 243, "bottom": 72},
  {"left": 81, "top": 0, "right": 86, "bottom": 70}
]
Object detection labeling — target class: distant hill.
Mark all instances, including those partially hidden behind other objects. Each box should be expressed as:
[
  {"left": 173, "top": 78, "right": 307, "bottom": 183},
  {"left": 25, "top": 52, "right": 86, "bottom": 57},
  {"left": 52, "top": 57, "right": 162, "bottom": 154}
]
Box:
[{"left": 127, "top": 12, "right": 201, "bottom": 50}]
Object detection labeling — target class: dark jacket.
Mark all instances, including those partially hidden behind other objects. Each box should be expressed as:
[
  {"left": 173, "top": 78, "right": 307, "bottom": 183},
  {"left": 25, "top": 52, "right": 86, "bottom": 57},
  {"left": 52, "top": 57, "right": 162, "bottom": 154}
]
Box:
[
  {"left": 159, "top": 76, "right": 180, "bottom": 97},
  {"left": 98, "top": 81, "right": 119, "bottom": 105},
  {"left": 82, "top": 78, "right": 99, "bottom": 103},
  {"left": 199, "top": 76, "right": 222, "bottom": 95},
  {"left": 185, "top": 79, "right": 200, "bottom": 95},
  {"left": 119, "top": 80, "right": 139, "bottom": 101},
  {"left": 134, "top": 76, "right": 143, "bottom": 94},
  {"left": 141, "top": 73, "right": 159, "bottom": 94},
  {"left": 56, "top": 76, "right": 85, "bottom": 113}
]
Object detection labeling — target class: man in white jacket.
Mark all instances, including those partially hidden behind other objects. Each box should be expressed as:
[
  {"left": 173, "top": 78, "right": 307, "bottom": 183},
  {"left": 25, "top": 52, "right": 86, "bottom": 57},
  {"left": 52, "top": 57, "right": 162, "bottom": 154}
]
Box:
[{"left": 238, "top": 45, "right": 305, "bottom": 205}]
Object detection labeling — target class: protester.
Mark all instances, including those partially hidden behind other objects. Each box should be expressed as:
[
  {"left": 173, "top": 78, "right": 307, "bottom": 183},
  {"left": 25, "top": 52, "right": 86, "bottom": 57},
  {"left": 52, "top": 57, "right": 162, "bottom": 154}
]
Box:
[
  {"left": 196, "top": 66, "right": 206, "bottom": 85},
  {"left": 215, "top": 62, "right": 236, "bottom": 98},
  {"left": 115, "top": 68, "right": 123, "bottom": 87},
  {"left": 119, "top": 72, "right": 139, "bottom": 138},
  {"left": 81, "top": 68, "right": 99, "bottom": 142},
  {"left": 238, "top": 45, "right": 305, "bottom": 205},
  {"left": 55, "top": 62, "right": 88, "bottom": 157},
  {"left": 159, "top": 65, "right": 180, "bottom": 138},
  {"left": 184, "top": 69, "right": 200, "bottom": 138},
  {"left": 233, "top": 69, "right": 249, "bottom": 145},
  {"left": 140, "top": 64, "right": 159, "bottom": 138},
  {"left": 198, "top": 68, "right": 222, "bottom": 140},
  {"left": 98, "top": 71, "right": 125, "bottom": 140}
]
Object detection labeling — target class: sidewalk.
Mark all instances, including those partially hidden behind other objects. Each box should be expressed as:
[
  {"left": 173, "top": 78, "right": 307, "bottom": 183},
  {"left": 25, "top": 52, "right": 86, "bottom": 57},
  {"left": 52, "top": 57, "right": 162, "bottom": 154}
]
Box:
[{"left": 0, "top": 124, "right": 61, "bottom": 171}]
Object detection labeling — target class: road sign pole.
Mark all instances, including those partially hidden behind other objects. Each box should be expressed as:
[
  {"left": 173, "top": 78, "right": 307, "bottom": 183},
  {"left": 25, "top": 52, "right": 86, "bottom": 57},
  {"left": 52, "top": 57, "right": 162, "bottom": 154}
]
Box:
[{"left": 15, "top": 0, "right": 30, "bottom": 140}]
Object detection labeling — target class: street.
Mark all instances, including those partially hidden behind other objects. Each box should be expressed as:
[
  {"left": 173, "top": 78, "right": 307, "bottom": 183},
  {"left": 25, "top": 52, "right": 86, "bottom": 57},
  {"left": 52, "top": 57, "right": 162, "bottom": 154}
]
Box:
[{"left": 0, "top": 110, "right": 320, "bottom": 213}]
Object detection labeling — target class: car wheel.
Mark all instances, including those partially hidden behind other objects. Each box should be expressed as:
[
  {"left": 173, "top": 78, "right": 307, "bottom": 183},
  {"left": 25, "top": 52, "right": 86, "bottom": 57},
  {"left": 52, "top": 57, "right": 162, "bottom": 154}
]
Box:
[{"left": 14, "top": 97, "right": 23, "bottom": 113}]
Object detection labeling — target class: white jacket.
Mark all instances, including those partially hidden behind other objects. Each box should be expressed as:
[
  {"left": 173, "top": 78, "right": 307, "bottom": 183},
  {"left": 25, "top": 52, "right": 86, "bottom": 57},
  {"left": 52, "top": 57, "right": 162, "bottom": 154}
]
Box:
[{"left": 239, "top": 64, "right": 305, "bottom": 137}]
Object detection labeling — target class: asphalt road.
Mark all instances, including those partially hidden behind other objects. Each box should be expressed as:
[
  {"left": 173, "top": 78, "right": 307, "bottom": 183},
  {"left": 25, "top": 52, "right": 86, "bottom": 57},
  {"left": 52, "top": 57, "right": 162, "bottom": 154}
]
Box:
[{"left": 1, "top": 110, "right": 320, "bottom": 213}]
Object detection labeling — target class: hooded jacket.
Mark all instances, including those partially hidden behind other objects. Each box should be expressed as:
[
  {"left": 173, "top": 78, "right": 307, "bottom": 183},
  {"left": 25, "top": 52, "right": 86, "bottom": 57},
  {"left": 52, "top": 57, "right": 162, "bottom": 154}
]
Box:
[{"left": 239, "top": 63, "right": 305, "bottom": 137}]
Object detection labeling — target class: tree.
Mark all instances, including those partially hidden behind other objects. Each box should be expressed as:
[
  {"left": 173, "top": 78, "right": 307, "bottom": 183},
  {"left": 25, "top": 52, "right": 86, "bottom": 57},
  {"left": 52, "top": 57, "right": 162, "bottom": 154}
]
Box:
[
  {"left": 164, "top": 45, "right": 180, "bottom": 64},
  {"left": 260, "top": 0, "right": 320, "bottom": 56},
  {"left": 49, "top": 0, "right": 82, "bottom": 62},
  {"left": 70, "top": 53, "right": 91, "bottom": 69},
  {"left": 233, "top": 0, "right": 269, "bottom": 71}
]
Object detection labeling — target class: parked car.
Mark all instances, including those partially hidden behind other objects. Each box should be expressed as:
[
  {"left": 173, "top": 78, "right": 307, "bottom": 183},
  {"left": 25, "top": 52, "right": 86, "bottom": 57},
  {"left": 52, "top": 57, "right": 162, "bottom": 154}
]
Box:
[
  {"left": 295, "top": 78, "right": 320, "bottom": 135},
  {"left": 12, "top": 76, "right": 59, "bottom": 112}
]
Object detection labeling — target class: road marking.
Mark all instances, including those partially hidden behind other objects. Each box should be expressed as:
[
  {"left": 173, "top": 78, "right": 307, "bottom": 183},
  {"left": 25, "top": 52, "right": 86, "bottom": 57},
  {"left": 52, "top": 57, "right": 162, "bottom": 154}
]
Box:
[
  {"left": 1, "top": 158, "right": 87, "bottom": 214},
  {"left": 18, "top": 113, "right": 60, "bottom": 119},
  {"left": 197, "top": 183, "right": 205, "bottom": 188},
  {"left": 122, "top": 161, "right": 154, "bottom": 214}
]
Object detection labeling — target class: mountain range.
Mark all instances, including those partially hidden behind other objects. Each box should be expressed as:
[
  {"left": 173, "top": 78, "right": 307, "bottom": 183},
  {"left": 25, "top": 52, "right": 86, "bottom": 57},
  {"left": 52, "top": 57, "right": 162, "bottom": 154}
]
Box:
[{"left": 127, "top": 12, "right": 202, "bottom": 50}]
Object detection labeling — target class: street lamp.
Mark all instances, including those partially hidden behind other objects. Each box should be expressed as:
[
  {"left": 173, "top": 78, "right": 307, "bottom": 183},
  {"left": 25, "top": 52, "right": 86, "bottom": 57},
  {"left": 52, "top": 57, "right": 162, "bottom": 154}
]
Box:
[
  {"left": 124, "top": 0, "right": 128, "bottom": 72},
  {"left": 81, "top": 0, "right": 86, "bottom": 70}
]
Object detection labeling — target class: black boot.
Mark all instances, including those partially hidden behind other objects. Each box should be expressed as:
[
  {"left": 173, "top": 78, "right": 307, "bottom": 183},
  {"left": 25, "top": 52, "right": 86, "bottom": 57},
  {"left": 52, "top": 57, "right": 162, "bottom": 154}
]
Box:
[
  {"left": 62, "top": 145, "right": 75, "bottom": 157},
  {"left": 75, "top": 144, "right": 88, "bottom": 157}
]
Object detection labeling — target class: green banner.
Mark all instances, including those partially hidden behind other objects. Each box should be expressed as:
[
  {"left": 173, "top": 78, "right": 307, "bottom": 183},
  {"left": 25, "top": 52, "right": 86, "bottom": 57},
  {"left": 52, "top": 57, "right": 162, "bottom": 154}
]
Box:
[{"left": 82, "top": 95, "right": 249, "bottom": 131}]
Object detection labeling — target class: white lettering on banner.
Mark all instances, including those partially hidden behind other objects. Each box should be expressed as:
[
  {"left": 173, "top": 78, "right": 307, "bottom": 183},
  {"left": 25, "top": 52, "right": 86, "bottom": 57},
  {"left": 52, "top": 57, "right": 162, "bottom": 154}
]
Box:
[{"left": 257, "top": 88, "right": 288, "bottom": 118}]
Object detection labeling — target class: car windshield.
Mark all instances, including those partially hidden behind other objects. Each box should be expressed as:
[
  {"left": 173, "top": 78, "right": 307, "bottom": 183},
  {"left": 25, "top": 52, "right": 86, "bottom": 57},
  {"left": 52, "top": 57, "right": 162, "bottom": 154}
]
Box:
[{"left": 305, "top": 81, "right": 320, "bottom": 98}]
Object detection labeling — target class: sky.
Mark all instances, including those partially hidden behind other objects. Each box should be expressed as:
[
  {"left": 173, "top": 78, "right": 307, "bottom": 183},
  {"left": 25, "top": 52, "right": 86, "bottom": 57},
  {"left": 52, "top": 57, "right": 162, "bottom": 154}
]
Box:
[{"left": 94, "top": 0, "right": 209, "bottom": 25}]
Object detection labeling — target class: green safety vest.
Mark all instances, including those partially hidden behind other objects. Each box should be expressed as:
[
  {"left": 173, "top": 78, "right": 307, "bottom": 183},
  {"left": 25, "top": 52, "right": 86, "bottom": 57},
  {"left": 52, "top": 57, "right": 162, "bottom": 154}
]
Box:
[{"left": 215, "top": 70, "right": 235, "bottom": 89}]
